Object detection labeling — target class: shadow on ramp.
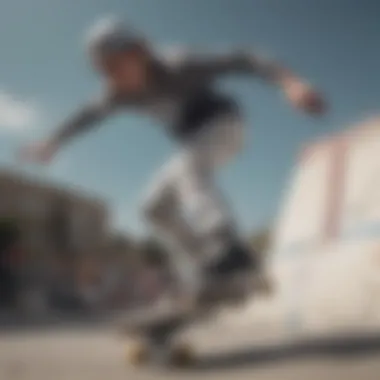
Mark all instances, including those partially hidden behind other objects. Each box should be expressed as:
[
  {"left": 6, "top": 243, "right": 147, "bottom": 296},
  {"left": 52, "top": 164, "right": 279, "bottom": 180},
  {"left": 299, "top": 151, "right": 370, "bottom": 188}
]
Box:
[{"left": 191, "top": 333, "right": 380, "bottom": 372}]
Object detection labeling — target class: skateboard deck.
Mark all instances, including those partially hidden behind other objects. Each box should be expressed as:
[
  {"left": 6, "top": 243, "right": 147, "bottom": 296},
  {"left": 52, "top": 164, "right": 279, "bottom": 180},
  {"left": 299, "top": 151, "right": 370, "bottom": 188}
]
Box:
[
  {"left": 120, "top": 271, "right": 259, "bottom": 367},
  {"left": 121, "top": 306, "right": 195, "bottom": 366}
]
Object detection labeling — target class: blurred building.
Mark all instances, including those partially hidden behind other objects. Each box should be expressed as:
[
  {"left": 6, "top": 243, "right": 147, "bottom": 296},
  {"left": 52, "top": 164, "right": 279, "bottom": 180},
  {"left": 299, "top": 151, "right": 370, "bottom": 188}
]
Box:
[
  {"left": 0, "top": 169, "right": 174, "bottom": 314},
  {"left": 0, "top": 168, "right": 109, "bottom": 313},
  {"left": 0, "top": 169, "right": 108, "bottom": 255}
]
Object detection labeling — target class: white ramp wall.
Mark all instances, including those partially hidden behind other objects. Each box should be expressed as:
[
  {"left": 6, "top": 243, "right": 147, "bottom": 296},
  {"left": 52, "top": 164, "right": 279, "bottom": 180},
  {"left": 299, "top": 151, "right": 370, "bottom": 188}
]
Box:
[
  {"left": 273, "top": 141, "right": 332, "bottom": 255},
  {"left": 341, "top": 125, "right": 380, "bottom": 237},
  {"left": 237, "top": 118, "right": 380, "bottom": 334},
  {"left": 275, "top": 118, "right": 380, "bottom": 254}
]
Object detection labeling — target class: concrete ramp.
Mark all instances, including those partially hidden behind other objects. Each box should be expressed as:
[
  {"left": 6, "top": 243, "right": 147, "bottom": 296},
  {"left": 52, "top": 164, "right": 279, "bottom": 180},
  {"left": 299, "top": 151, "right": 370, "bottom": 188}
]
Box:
[{"left": 228, "top": 118, "right": 380, "bottom": 334}]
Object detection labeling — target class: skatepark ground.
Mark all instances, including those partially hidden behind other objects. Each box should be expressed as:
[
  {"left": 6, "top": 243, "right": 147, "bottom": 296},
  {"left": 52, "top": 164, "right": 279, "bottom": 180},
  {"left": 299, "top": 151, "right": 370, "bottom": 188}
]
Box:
[{"left": 2, "top": 318, "right": 380, "bottom": 380}]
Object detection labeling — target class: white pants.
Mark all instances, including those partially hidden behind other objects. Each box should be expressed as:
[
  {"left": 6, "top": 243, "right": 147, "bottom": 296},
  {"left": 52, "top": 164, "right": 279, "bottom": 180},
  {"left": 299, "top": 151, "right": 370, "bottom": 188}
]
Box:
[{"left": 141, "top": 114, "right": 244, "bottom": 291}]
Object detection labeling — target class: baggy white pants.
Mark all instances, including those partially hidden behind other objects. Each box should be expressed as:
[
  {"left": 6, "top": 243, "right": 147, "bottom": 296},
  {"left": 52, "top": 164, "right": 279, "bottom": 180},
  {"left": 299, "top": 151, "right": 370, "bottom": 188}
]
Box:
[{"left": 141, "top": 114, "right": 244, "bottom": 292}]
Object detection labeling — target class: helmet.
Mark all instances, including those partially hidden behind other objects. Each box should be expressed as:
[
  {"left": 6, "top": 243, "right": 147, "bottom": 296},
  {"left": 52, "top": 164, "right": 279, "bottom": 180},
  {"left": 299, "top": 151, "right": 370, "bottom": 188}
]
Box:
[{"left": 85, "top": 16, "right": 144, "bottom": 59}]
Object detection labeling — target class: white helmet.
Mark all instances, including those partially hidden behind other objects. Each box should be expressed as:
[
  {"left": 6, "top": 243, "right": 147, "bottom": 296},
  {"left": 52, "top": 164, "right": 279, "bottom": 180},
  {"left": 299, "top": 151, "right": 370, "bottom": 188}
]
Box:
[{"left": 85, "top": 16, "right": 144, "bottom": 59}]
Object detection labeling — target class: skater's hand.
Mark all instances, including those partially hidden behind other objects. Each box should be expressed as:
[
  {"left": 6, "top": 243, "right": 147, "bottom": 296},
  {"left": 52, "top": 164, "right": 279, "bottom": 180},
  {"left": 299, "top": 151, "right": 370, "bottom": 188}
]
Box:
[
  {"left": 16, "top": 140, "right": 59, "bottom": 165},
  {"left": 282, "top": 78, "right": 326, "bottom": 116}
]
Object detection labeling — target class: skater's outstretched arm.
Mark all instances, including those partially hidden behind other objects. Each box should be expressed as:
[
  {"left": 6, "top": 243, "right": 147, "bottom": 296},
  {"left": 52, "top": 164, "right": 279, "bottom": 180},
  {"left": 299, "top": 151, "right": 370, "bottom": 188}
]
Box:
[
  {"left": 51, "top": 95, "right": 116, "bottom": 146},
  {"left": 17, "top": 94, "right": 118, "bottom": 164},
  {"left": 179, "top": 49, "right": 294, "bottom": 83},
  {"left": 180, "top": 49, "right": 327, "bottom": 115}
]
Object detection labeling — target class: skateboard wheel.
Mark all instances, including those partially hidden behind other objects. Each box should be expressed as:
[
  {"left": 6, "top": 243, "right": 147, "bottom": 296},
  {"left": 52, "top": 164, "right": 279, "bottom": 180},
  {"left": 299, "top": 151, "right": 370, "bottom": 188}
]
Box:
[
  {"left": 126, "top": 341, "right": 149, "bottom": 366},
  {"left": 170, "top": 343, "right": 195, "bottom": 367}
]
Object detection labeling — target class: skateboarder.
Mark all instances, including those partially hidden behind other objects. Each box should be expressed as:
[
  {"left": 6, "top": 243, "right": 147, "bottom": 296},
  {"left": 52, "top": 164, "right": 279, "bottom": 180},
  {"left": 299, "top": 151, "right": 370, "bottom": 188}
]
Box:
[{"left": 18, "top": 17, "right": 326, "bottom": 306}]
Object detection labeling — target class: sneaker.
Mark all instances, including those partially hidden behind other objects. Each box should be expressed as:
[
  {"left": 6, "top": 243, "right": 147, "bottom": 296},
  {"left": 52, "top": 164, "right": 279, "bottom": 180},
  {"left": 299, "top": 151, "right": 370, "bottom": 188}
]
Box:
[{"left": 203, "top": 241, "right": 260, "bottom": 277}]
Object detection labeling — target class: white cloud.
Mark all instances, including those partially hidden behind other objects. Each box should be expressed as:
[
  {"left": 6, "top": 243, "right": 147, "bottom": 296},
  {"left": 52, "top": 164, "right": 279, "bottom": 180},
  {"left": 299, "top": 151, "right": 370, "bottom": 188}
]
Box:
[{"left": 0, "top": 90, "right": 39, "bottom": 133}]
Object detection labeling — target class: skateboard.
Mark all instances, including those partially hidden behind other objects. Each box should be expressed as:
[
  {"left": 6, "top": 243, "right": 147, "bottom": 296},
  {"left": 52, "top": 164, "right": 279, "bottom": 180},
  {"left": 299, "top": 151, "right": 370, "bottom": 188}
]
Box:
[
  {"left": 121, "top": 305, "right": 196, "bottom": 367},
  {"left": 119, "top": 271, "right": 260, "bottom": 368}
]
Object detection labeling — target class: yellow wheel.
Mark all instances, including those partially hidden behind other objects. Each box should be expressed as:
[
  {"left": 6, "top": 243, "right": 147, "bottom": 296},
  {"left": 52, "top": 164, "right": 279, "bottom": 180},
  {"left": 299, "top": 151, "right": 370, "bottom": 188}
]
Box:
[
  {"left": 126, "top": 340, "right": 149, "bottom": 366},
  {"left": 170, "top": 343, "right": 195, "bottom": 367}
]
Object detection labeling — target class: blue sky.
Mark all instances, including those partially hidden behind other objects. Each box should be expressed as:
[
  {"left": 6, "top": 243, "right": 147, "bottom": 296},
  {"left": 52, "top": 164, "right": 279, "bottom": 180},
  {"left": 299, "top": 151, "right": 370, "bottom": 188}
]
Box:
[{"left": 0, "top": 0, "right": 378, "bottom": 236}]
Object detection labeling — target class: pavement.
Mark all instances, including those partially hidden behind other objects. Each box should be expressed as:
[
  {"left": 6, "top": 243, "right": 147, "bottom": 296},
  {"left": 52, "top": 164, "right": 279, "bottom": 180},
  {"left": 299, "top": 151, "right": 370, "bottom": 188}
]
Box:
[{"left": 2, "top": 317, "right": 380, "bottom": 380}]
